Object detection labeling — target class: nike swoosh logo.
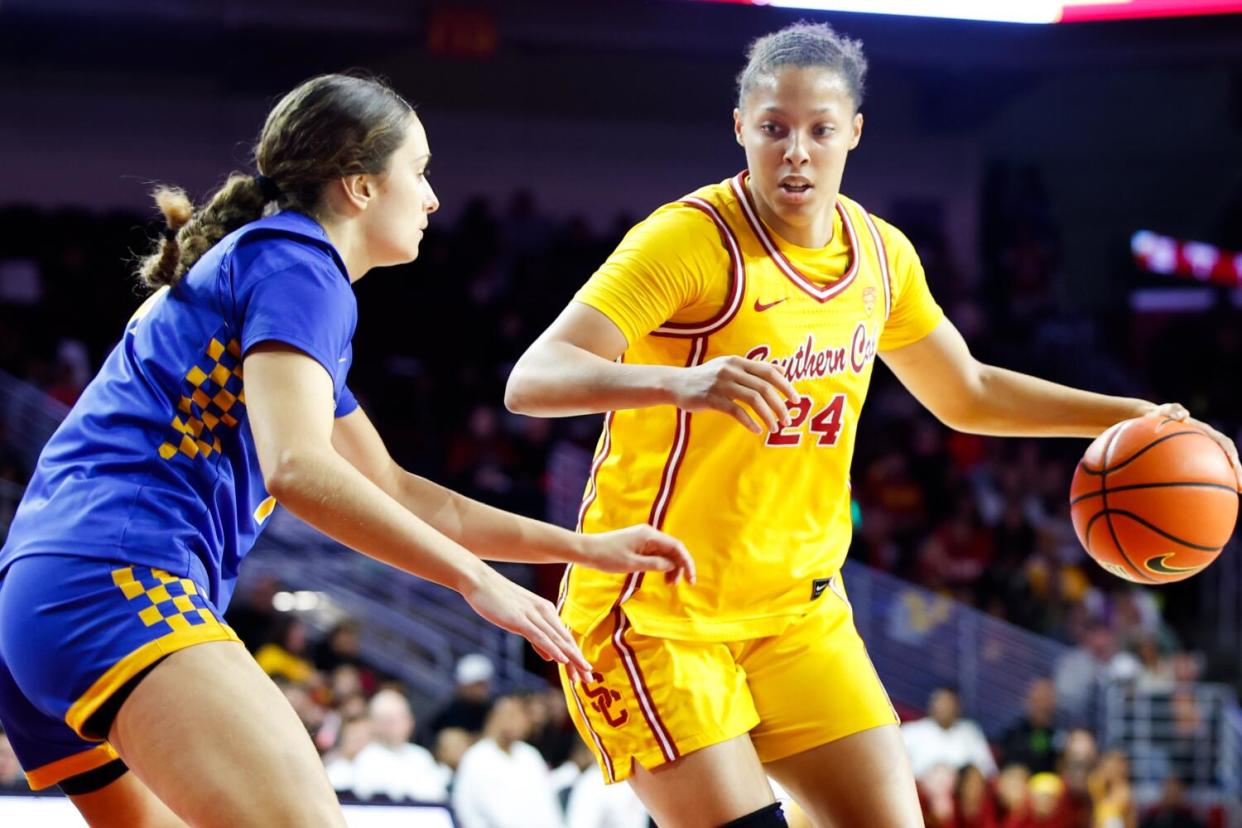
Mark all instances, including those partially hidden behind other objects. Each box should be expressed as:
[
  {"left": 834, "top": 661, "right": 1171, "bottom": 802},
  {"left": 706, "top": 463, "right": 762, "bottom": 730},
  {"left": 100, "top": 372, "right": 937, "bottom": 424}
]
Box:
[
  {"left": 754, "top": 298, "right": 787, "bottom": 312},
  {"left": 1145, "top": 554, "right": 1201, "bottom": 575}
]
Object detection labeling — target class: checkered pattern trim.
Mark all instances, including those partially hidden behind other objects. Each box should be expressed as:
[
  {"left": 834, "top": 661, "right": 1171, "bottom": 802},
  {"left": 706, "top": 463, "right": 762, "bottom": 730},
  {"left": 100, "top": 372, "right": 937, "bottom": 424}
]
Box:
[
  {"left": 111, "top": 566, "right": 222, "bottom": 633},
  {"left": 159, "top": 334, "right": 246, "bottom": 461}
]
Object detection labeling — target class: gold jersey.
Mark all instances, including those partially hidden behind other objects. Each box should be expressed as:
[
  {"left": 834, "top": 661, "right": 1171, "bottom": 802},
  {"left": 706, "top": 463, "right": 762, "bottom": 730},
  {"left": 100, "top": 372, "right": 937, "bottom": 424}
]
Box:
[{"left": 561, "top": 172, "right": 944, "bottom": 641}]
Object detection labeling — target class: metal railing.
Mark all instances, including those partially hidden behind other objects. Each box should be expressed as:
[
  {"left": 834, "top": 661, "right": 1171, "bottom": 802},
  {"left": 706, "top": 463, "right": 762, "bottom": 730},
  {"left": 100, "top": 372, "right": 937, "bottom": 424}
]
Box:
[
  {"left": 242, "top": 511, "right": 546, "bottom": 701},
  {"left": 0, "top": 368, "right": 69, "bottom": 475},
  {"left": 1102, "top": 682, "right": 1237, "bottom": 792},
  {"left": 839, "top": 559, "right": 1074, "bottom": 739}
]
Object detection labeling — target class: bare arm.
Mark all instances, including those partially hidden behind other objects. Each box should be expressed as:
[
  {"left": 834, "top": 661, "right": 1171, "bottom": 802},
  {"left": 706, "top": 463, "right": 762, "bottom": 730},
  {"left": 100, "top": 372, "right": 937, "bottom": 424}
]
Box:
[
  {"left": 243, "top": 343, "right": 590, "bottom": 675},
  {"left": 880, "top": 319, "right": 1152, "bottom": 437},
  {"left": 504, "top": 303, "right": 677, "bottom": 416},
  {"left": 331, "top": 405, "right": 694, "bottom": 581},
  {"left": 505, "top": 302, "right": 800, "bottom": 433},
  {"left": 881, "top": 319, "right": 1241, "bottom": 480}
]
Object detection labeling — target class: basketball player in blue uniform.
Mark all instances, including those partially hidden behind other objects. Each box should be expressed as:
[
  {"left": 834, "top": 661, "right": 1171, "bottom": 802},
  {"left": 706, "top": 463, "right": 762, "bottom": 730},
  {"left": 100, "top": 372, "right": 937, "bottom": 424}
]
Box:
[{"left": 0, "top": 73, "right": 693, "bottom": 827}]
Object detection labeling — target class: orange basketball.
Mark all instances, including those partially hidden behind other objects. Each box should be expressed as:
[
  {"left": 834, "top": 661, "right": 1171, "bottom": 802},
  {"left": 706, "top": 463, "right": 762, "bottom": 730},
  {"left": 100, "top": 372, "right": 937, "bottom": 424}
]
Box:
[{"left": 1070, "top": 417, "right": 1238, "bottom": 584}]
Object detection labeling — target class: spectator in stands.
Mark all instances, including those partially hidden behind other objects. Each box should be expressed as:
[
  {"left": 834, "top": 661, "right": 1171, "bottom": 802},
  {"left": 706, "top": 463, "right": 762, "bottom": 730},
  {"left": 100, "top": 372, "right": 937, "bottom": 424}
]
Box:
[
  {"left": 1088, "top": 750, "right": 1136, "bottom": 828},
  {"left": 527, "top": 686, "right": 576, "bottom": 769},
  {"left": 274, "top": 675, "right": 328, "bottom": 737},
  {"left": 433, "top": 726, "right": 474, "bottom": 793},
  {"left": 920, "top": 763, "right": 959, "bottom": 828},
  {"left": 901, "top": 686, "right": 997, "bottom": 780},
  {"left": 351, "top": 689, "right": 449, "bottom": 803},
  {"left": 951, "top": 764, "right": 1000, "bottom": 828},
  {"left": 43, "top": 338, "right": 89, "bottom": 407},
  {"left": 255, "top": 615, "right": 317, "bottom": 685},
  {"left": 323, "top": 712, "right": 373, "bottom": 796},
  {"left": 1164, "top": 688, "right": 1207, "bottom": 785},
  {"left": 328, "top": 664, "right": 365, "bottom": 706},
  {"left": 563, "top": 737, "right": 651, "bottom": 828},
  {"left": 1000, "top": 678, "right": 1066, "bottom": 774},
  {"left": 1054, "top": 621, "right": 1141, "bottom": 727},
  {"left": 453, "top": 694, "right": 563, "bottom": 828},
  {"left": 995, "top": 763, "right": 1032, "bottom": 825},
  {"left": 1009, "top": 772, "right": 1075, "bottom": 828},
  {"left": 915, "top": 488, "right": 995, "bottom": 596},
  {"left": 1058, "top": 728, "right": 1099, "bottom": 828},
  {"left": 430, "top": 653, "right": 495, "bottom": 738},
  {"left": 223, "top": 574, "right": 281, "bottom": 651},
  {"left": 1139, "top": 776, "right": 1204, "bottom": 828},
  {"left": 0, "top": 727, "right": 28, "bottom": 792},
  {"left": 313, "top": 620, "right": 378, "bottom": 695},
  {"left": 1134, "top": 635, "right": 1175, "bottom": 692}
]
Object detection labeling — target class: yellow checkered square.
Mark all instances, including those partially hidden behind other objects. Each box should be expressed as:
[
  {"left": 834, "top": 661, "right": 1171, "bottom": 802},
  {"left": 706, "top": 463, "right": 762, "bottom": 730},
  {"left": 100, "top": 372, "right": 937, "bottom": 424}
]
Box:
[
  {"left": 112, "top": 566, "right": 221, "bottom": 635},
  {"left": 162, "top": 335, "right": 249, "bottom": 462},
  {"left": 212, "top": 389, "right": 237, "bottom": 411}
]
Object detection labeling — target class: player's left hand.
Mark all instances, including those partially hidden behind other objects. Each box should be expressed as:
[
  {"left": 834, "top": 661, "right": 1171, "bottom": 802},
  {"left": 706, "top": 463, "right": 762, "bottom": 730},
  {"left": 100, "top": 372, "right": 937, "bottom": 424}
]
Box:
[
  {"left": 579, "top": 525, "right": 697, "bottom": 584},
  {"left": 1147, "top": 403, "right": 1242, "bottom": 491}
]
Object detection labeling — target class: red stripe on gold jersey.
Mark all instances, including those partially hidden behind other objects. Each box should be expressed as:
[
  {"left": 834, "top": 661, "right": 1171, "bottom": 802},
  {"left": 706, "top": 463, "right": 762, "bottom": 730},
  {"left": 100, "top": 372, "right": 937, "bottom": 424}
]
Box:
[{"left": 564, "top": 175, "right": 935, "bottom": 641}]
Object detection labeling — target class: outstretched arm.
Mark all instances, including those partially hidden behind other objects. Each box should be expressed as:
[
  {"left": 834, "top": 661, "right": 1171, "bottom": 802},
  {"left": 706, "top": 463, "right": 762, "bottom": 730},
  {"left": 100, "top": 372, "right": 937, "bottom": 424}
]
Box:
[
  {"left": 243, "top": 342, "right": 591, "bottom": 677},
  {"left": 330, "top": 401, "right": 694, "bottom": 583},
  {"left": 880, "top": 319, "right": 1241, "bottom": 483}
]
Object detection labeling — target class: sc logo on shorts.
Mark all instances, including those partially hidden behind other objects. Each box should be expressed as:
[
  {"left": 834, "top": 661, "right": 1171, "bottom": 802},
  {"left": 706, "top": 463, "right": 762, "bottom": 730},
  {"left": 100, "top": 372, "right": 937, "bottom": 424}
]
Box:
[{"left": 582, "top": 673, "right": 629, "bottom": 728}]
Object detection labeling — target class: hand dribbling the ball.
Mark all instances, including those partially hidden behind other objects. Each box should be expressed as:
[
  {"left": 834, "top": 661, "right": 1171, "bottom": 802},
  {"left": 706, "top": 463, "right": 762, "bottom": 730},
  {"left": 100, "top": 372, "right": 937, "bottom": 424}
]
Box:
[{"left": 1145, "top": 402, "right": 1242, "bottom": 491}]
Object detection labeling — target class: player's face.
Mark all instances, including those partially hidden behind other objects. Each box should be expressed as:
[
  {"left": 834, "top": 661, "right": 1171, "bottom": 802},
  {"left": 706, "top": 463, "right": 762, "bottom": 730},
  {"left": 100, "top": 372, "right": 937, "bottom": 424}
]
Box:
[
  {"left": 734, "top": 66, "right": 862, "bottom": 247},
  {"left": 364, "top": 113, "right": 440, "bottom": 267}
]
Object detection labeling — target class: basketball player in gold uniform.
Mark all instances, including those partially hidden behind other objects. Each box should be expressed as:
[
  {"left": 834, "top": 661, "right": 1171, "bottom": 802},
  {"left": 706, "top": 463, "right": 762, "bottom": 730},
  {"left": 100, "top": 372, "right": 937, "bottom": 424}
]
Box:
[{"left": 506, "top": 22, "right": 1241, "bottom": 828}]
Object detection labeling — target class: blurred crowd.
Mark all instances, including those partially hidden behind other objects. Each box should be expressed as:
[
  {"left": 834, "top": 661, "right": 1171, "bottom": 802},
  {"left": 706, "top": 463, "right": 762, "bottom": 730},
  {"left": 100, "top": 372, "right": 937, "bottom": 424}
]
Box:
[
  {"left": 219, "top": 602, "right": 651, "bottom": 828},
  {"left": 2, "top": 607, "right": 1220, "bottom": 828},
  {"left": 905, "top": 682, "right": 1222, "bottom": 828},
  {"left": 0, "top": 167, "right": 1240, "bottom": 816}
]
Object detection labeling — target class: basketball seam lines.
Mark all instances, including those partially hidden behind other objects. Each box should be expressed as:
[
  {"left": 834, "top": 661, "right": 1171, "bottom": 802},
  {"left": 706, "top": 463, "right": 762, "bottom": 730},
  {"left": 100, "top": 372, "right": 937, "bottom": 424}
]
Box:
[
  {"left": 1069, "top": 480, "right": 1237, "bottom": 506},
  {"left": 1078, "top": 430, "right": 1201, "bottom": 476},
  {"left": 1090, "top": 509, "right": 1220, "bottom": 552},
  {"left": 1098, "top": 422, "right": 1160, "bottom": 583}
]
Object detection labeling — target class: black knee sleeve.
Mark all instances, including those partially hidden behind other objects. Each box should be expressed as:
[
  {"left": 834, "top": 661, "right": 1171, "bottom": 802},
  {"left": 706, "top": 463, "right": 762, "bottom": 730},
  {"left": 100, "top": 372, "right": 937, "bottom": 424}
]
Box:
[
  {"left": 720, "top": 802, "right": 787, "bottom": 828},
  {"left": 59, "top": 758, "right": 129, "bottom": 795}
]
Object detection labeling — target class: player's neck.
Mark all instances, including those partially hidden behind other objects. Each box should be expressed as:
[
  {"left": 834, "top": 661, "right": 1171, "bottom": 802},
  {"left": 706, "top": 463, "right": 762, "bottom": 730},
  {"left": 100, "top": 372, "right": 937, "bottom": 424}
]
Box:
[{"left": 316, "top": 214, "right": 371, "bottom": 282}]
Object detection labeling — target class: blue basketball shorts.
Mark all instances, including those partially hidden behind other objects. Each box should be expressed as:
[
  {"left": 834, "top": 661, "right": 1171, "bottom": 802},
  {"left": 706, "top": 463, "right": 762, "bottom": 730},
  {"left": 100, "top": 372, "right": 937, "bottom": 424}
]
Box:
[{"left": 0, "top": 553, "right": 240, "bottom": 790}]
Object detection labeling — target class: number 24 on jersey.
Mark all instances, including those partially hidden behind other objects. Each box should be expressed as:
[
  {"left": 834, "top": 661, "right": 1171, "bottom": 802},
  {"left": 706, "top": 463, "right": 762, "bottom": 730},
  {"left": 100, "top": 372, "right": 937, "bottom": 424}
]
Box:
[{"left": 767, "top": 394, "right": 846, "bottom": 447}]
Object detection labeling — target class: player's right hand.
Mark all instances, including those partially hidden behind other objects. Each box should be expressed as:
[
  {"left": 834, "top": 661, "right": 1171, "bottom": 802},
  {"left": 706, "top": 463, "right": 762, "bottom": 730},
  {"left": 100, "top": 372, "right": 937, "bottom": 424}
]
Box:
[
  {"left": 672, "top": 355, "right": 800, "bottom": 434},
  {"left": 461, "top": 567, "right": 594, "bottom": 683}
]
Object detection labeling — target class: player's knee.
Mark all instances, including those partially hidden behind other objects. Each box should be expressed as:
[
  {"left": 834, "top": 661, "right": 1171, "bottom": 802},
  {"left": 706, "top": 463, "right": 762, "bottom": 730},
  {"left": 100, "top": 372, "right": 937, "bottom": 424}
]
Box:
[{"left": 720, "top": 801, "right": 787, "bottom": 828}]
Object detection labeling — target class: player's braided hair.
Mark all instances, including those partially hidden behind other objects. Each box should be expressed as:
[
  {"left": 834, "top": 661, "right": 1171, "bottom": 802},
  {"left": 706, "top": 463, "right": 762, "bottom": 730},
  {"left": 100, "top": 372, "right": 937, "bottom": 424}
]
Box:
[
  {"left": 737, "top": 21, "right": 868, "bottom": 111},
  {"left": 137, "top": 72, "right": 414, "bottom": 291}
]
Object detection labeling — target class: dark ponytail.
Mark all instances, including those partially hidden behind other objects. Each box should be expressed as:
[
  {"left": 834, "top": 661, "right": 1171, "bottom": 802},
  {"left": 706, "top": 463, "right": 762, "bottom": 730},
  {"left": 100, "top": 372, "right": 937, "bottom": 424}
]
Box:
[
  {"left": 137, "top": 176, "right": 269, "bottom": 291},
  {"left": 135, "top": 72, "right": 413, "bottom": 292}
]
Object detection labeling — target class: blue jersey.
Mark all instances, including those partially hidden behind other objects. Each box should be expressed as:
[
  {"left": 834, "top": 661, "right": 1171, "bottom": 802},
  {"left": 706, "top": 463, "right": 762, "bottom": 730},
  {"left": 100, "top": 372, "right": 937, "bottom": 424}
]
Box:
[{"left": 0, "top": 211, "right": 357, "bottom": 610}]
